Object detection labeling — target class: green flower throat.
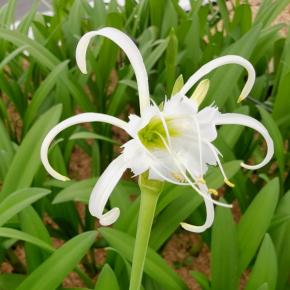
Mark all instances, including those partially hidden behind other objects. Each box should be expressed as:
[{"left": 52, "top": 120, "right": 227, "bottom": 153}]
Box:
[{"left": 138, "top": 117, "right": 179, "bottom": 149}]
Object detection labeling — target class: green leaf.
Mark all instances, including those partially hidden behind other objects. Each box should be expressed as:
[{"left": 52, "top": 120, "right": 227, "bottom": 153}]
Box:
[
  {"left": 150, "top": 161, "right": 241, "bottom": 250},
  {"left": 190, "top": 271, "right": 210, "bottom": 290},
  {"left": 270, "top": 190, "right": 290, "bottom": 289},
  {"left": 244, "top": 234, "right": 277, "bottom": 290},
  {"left": 94, "top": 264, "right": 120, "bottom": 290},
  {"left": 216, "top": 0, "right": 230, "bottom": 32},
  {"left": 16, "top": 231, "right": 97, "bottom": 290},
  {"left": 69, "top": 131, "right": 118, "bottom": 144},
  {"left": 0, "top": 227, "right": 54, "bottom": 252},
  {"left": 0, "top": 119, "right": 14, "bottom": 179},
  {"left": 99, "top": 227, "right": 187, "bottom": 290},
  {"left": 53, "top": 178, "right": 138, "bottom": 207},
  {"left": 254, "top": 0, "right": 289, "bottom": 28},
  {"left": 0, "top": 274, "right": 25, "bottom": 290},
  {"left": 0, "top": 188, "right": 50, "bottom": 226},
  {"left": 0, "top": 29, "right": 91, "bottom": 112},
  {"left": 258, "top": 106, "right": 285, "bottom": 177},
  {"left": 0, "top": 0, "right": 16, "bottom": 27},
  {"left": 0, "top": 105, "right": 62, "bottom": 202},
  {"left": 211, "top": 201, "right": 239, "bottom": 290},
  {"left": 24, "top": 61, "right": 69, "bottom": 130},
  {"left": 237, "top": 178, "right": 279, "bottom": 273},
  {"left": 0, "top": 45, "right": 28, "bottom": 71},
  {"left": 205, "top": 25, "right": 261, "bottom": 107},
  {"left": 165, "top": 29, "right": 178, "bottom": 95},
  {"left": 19, "top": 207, "right": 52, "bottom": 272},
  {"left": 273, "top": 73, "right": 290, "bottom": 124},
  {"left": 219, "top": 106, "right": 249, "bottom": 149},
  {"left": 257, "top": 284, "right": 269, "bottom": 290}
]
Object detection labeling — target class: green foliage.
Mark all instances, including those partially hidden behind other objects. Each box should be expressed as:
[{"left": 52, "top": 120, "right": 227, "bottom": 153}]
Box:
[{"left": 0, "top": 0, "right": 289, "bottom": 289}]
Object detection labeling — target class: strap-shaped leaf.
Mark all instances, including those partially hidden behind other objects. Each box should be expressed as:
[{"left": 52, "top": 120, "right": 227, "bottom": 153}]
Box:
[
  {"left": 211, "top": 201, "right": 239, "bottom": 290},
  {"left": 244, "top": 234, "right": 277, "bottom": 290},
  {"left": 0, "top": 105, "right": 62, "bottom": 202},
  {"left": 0, "top": 188, "right": 50, "bottom": 226},
  {"left": 94, "top": 264, "right": 120, "bottom": 290},
  {"left": 238, "top": 178, "right": 279, "bottom": 273},
  {"left": 16, "top": 231, "right": 97, "bottom": 290},
  {"left": 270, "top": 190, "right": 290, "bottom": 289},
  {"left": 99, "top": 227, "right": 187, "bottom": 290},
  {"left": 0, "top": 227, "right": 54, "bottom": 252}
]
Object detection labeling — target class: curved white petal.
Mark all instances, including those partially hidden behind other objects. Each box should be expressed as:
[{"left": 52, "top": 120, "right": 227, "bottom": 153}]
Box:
[
  {"left": 89, "top": 154, "right": 127, "bottom": 226},
  {"left": 76, "top": 27, "right": 150, "bottom": 115},
  {"left": 176, "top": 55, "right": 255, "bottom": 103},
  {"left": 216, "top": 113, "right": 274, "bottom": 170},
  {"left": 181, "top": 185, "right": 215, "bottom": 233},
  {"left": 40, "top": 113, "right": 129, "bottom": 181}
]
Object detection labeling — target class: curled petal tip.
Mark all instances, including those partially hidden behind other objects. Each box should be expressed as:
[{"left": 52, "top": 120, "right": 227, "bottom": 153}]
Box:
[
  {"left": 180, "top": 222, "right": 210, "bottom": 233},
  {"left": 98, "top": 208, "right": 120, "bottom": 226},
  {"left": 62, "top": 176, "right": 71, "bottom": 182}
]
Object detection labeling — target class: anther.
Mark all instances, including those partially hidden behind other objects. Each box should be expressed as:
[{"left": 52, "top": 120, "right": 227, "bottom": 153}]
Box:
[
  {"left": 208, "top": 188, "right": 219, "bottom": 196},
  {"left": 224, "top": 179, "right": 235, "bottom": 188}
]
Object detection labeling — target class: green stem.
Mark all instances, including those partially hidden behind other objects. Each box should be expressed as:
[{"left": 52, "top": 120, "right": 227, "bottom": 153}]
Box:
[{"left": 129, "top": 174, "right": 163, "bottom": 290}]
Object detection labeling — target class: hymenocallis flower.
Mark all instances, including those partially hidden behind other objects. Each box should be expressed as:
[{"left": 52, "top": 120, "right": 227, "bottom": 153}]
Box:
[
  {"left": 40, "top": 27, "right": 273, "bottom": 290},
  {"left": 41, "top": 27, "right": 273, "bottom": 233}
]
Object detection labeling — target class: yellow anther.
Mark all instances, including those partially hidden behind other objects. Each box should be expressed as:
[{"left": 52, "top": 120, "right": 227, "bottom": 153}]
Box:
[
  {"left": 208, "top": 188, "right": 219, "bottom": 196},
  {"left": 224, "top": 179, "right": 235, "bottom": 188}
]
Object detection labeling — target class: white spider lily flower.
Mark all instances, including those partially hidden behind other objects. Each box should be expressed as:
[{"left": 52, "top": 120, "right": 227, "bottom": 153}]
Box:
[{"left": 40, "top": 27, "right": 274, "bottom": 233}]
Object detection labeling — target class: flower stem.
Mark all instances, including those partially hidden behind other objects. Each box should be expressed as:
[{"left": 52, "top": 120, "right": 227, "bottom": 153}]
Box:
[{"left": 129, "top": 174, "right": 163, "bottom": 290}]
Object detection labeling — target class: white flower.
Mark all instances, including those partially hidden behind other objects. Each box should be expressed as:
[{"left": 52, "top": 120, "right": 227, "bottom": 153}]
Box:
[{"left": 40, "top": 27, "right": 274, "bottom": 233}]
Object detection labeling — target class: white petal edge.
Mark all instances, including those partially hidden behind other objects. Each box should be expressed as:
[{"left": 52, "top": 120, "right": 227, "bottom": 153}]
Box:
[
  {"left": 216, "top": 113, "right": 274, "bottom": 170},
  {"left": 89, "top": 154, "right": 127, "bottom": 226},
  {"left": 76, "top": 27, "right": 150, "bottom": 115},
  {"left": 176, "top": 55, "right": 255, "bottom": 102},
  {"left": 40, "top": 113, "right": 129, "bottom": 181}
]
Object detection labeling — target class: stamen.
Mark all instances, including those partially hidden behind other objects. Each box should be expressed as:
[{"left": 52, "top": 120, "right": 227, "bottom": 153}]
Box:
[
  {"left": 150, "top": 99, "right": 172, "bottom": 148},
  {"left": 206, "top": 141, "right": 235, "bottom": 188},
  {"left": 136, "top": 107, "right": 231, "bottom": 208},
  {"left": 134, "top": 138, "right": 190, "bottom": 187},
  {"left": 155, "top": 132, "right": 232, "bottom": 208},
  {"left": 208, "top": 188, "right": 219, "bottom": 196},
  {"left": 224, "top": 179, "right": 235, "bottom": 188}
]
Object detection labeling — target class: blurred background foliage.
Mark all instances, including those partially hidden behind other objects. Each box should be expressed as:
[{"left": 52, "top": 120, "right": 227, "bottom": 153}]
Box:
[{"left": 0, "top": 0, "right": 289, "bottom": 289}]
